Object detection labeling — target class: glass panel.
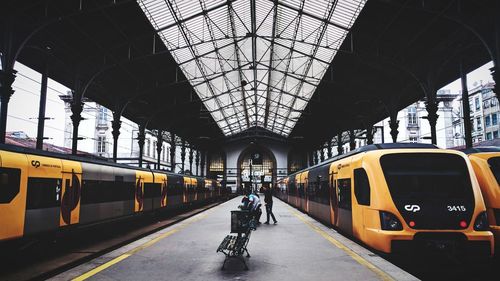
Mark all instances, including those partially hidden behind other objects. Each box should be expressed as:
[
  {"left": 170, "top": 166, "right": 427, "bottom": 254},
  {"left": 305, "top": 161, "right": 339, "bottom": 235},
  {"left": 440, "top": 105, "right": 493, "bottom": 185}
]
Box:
[{"left": 138, "top": 0, "right": 367, "bottom": 136}]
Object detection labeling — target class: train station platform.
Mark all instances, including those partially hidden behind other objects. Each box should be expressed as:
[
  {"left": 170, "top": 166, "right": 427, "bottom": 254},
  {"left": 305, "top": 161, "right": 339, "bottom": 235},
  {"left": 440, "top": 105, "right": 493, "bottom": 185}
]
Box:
[{"left": 50, "top": 196, "right": 418, "bottom": 281}]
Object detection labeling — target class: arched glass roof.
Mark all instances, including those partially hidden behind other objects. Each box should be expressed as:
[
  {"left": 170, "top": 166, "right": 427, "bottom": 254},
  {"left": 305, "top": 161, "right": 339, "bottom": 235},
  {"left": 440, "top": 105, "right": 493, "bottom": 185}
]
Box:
[{"left": 138, "top": 0, "right": 367, "bottom": 136}]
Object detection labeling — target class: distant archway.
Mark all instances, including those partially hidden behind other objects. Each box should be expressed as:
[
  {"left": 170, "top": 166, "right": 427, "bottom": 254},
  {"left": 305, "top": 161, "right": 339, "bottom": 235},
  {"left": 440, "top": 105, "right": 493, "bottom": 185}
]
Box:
[{"left": 236, "top": 144, "right": 277, "bottom": 194}]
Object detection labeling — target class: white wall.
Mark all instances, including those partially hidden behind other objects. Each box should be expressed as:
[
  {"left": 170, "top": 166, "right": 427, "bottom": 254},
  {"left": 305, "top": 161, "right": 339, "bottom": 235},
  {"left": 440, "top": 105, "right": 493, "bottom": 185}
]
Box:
[{"left": 223, "top": 139, "right": 290, "bottom": 192}]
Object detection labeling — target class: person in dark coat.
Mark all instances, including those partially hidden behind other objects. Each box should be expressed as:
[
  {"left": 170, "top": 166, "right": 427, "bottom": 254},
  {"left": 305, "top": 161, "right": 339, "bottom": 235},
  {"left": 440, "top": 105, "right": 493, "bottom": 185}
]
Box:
[{"left": 264, "top": 186, "right": 277, "bottom": 224}]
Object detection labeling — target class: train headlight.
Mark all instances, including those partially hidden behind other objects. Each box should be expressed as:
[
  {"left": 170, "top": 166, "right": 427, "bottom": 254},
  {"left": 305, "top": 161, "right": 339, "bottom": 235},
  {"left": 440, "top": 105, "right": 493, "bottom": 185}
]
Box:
[
  {"left": 473, "top": 212, "right": 489, "bottom": 231},
  {"left": 379, "top": 211, "right": 403, "bottom": 231}
]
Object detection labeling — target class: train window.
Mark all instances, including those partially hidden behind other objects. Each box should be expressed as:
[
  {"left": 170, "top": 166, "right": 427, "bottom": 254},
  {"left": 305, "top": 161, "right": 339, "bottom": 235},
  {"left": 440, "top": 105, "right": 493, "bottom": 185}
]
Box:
[
  {"left": 26, "top": 177, "right": 61, "bottom": 209},
  {"left": 144, "top": 183, "right": 161, "bottom": 198},
  {"left": 318, "top": 179, "right": 330, "bottom": 205},
  {"left": 298, "top": 183, "right": 305, "bottom": 198},
  {"left": 168, "top": 181, "right": 183, "bottom": 195},
  {"left": 354, "top": 168, "right": 370, "bottom": 206},
  {"left": 488, "top": 157, "right": 500, "bottom": 185},
  {"left": 308, "top": 179, "right": 317, "bottom": 202},
  {"left": 81, "top": 180, "right": 134, "bottom": 204},
  {"left": 0, "top": 167, "right": 21, "bottom": 203},
  {"left": 288, "top": 182, "right": 296, "bottom": 195},
  {"left": 337, "top": 179, "right": 351, "bottom": 210}
]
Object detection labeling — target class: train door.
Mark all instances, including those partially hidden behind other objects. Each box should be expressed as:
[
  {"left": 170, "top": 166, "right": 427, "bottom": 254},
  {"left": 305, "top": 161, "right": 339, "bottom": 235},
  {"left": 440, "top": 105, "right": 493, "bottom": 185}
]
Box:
[
  {"left": 182, "top": 176, "right": 189, "bottom": 203},
  {"left": 160, "top": 175, "right": 168, "bottom": 208},
  {"left": 0, "top": 150, "right": 28, "bottom": 240},
  {"left": 303, "top": 172, "right": 309, "bottom": 212},
  {"left": 135, "top": 171, "right": 152, "bottom": 212},
  {"left": 193, "top": 178, "right": 198, "bottom": 201},
  {"left": 141, "top": 171, "right": 157, "bottom": 212},
  {"left": 329, "top": 164, "right": 338, "bottom": 226},
  {"left": 336, "top": 162, "right": 353, "bottom": 236},
  {"left": 60, "top": 160, "right": 82, "bottom": 227},
  {"left": 24, "top": 154, "right": 63, "bottom": 235}
]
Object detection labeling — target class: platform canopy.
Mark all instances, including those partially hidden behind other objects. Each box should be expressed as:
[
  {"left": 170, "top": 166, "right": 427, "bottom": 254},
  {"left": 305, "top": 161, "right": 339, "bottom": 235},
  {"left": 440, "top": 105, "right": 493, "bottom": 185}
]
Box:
[{"left": 138, "top": 0, "right": 366, "bottom": 136}]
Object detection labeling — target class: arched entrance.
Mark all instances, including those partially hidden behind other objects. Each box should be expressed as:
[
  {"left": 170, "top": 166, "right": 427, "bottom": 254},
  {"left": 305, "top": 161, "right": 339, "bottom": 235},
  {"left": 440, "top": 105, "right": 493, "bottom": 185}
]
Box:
[{"left": 237, "top": 145, "right": 277, "bottom": 194}]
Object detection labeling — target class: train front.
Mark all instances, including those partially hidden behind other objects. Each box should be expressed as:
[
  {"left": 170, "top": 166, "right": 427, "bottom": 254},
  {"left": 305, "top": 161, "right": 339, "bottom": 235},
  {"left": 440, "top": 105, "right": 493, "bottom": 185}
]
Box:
[{"left": 365, "top": 149, "right": 494, "bottom": 256}]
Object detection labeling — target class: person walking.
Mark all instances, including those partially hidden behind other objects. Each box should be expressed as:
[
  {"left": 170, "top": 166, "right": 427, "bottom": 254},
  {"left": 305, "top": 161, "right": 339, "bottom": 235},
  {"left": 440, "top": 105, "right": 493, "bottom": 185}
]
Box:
[{"left": 264, "top": 186, "right": 277, "bottom": 224}]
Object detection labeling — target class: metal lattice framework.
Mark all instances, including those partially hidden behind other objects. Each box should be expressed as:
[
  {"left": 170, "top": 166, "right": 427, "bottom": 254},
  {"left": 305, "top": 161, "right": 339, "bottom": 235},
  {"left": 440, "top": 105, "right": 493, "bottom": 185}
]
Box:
[{"left": 138, "top": 0, "right": 367, "bottom": 136}]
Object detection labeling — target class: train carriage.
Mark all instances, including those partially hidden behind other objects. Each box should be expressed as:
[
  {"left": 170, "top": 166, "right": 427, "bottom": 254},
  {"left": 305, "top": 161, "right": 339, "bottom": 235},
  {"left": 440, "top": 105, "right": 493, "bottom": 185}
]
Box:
[
  {"left": 0, "top": 144, "right": 221, "bottom": 242},
  {"left": 281, "top": 143, "right": 494, "bottom": 256},
  {"left": 464, "top": 147, "right": 500, "bottom": 247}
]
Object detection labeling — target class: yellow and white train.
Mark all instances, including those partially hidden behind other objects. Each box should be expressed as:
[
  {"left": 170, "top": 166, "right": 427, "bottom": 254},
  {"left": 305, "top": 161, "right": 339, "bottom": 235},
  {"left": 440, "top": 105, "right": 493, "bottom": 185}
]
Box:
[
  {"left": 0, "top": 144, "right": 224, "bottom": 241},
  {"left": 464, "top": 147, "right": 500, "bottom": 248},
  {"left": 276, "top": 143, "right": 494, "bottom": 256}
]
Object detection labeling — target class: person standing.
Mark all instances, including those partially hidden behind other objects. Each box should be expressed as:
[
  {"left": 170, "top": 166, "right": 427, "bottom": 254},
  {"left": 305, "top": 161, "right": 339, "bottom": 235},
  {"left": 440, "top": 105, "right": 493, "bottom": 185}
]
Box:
[{"left": 264, "top": 187, "right": 277, "bottom": 224}]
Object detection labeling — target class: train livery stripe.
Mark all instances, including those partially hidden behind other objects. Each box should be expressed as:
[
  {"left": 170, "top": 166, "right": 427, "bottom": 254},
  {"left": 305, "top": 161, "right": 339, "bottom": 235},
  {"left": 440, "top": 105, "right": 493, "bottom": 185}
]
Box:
[
  {"left": 290, "top": 208, "right": 395, "bottom": 281},
  {"left": 72, "top": 213, "right": 208, "bottom": 281}
]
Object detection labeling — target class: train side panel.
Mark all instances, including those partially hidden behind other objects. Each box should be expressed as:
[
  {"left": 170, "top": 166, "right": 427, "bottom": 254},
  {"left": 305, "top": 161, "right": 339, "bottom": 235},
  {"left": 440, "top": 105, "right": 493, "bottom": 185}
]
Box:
[
  {"left": 59, "top": 159, "right": 82, "bottom": 227},
  {"left": 167, "top": 174, "right": 183, "bottom": 208},
  {"left": 0, "top": 151, "right": 28, "bottom": 240},
  {"left": 136, "top": 170, "right": 154, "bottom": 212},
  {"left": 469, "top": 153, "right": 500, "bottom": 246},
  {"left": 79, "top": 163, "right": 135, "bottom": 224}
]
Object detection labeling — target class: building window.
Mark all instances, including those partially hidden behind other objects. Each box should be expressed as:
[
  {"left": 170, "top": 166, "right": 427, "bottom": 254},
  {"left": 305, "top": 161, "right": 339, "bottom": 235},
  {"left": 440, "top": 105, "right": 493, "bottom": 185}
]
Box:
[
  {"left": 492, "top": 98, "right": 498, "bottom": 107},
  {"left": 484, "top": 99, "right": 490, "bottom": 109},
  {"left": 493, "top": 114, "right": 498, "bottom": 126},
  {"left": 486, "top": 115, "right": 491, "bottom": 127},
  {"left": 471, "top": 119, "right": 475, "bottom": 132},
  {"left": 469, "top": 98, "right": 474, "bottom": 112},
  {"left": 146, "top": 139, "right": 150, "bottom": 156},
  {"left": 407, "top": 107, "right": 417, "bottom": 126},
  {"left": 97, "top": 136, "right": 106, "bottom": 153},
  {"left": 494, "top": 131, "right": 499, "bottom": 139},
  {"left": 409, "top": 136, "right": 418, "bottom": 143},
  {"left": 210, "top": 155, "right": 224, "bottom": 172},
  {"left": 98, "top": 107, "right": 107, "bottom": 125},
  {"left": 153, "top": 141, "right": 157, "bottom": 158},
  {"left": 162, "top": 145, "right": 166, "bottom": 161},
  {"left": 487, "top": 132, "right": 492, "bottom": 140},
  {"left": 475, "top": 97, "right": 480, "bottom": 111},
  {"left": 477, "top": 117, "right": 482, "bottom": 131}
]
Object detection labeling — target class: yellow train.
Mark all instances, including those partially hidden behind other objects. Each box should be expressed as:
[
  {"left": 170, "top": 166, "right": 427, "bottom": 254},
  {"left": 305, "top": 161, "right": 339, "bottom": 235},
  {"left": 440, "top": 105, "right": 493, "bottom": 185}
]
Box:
[
  {"left": 0, "top": 144, "right": 224, "bottom": 242},
  {"left": 464, "top": 147, "right": 500, "bottom": 248},
  {"left": 276, "top": 143, "right": 494, "bottom": 256}
]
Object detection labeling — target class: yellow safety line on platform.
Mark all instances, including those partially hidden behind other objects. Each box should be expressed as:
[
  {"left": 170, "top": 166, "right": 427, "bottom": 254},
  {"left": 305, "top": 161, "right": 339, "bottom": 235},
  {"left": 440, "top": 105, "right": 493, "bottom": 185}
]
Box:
[
  {"left": 290, "top": 209, "right": 395, "bottom": 281},
  {"left": 72, "top": 213, "right": 207, "bottom": 281}
]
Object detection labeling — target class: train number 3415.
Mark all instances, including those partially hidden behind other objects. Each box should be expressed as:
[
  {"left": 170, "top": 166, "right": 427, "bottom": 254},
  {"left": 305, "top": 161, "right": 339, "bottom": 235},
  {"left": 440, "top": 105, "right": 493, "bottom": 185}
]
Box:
[{"left": 447, "top": 205, "right": 466, "bottom": 212}]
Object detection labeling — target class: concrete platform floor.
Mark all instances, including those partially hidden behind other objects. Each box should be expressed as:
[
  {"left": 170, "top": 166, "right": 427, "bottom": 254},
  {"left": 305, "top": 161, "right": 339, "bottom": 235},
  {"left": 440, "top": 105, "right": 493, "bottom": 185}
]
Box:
[{"left": 51, "top": 196, "right": 418, "bottom": 281}]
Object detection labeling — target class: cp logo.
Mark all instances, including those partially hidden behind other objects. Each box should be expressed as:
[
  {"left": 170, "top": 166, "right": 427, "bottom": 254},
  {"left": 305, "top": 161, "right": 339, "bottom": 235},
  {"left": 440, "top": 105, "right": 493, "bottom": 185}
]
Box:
[
  {"left": 31, "top": 160, "right": 41, "bottom": 168},
  {"left": 404, "top": 205, "right": 421, "bottom": 212}
]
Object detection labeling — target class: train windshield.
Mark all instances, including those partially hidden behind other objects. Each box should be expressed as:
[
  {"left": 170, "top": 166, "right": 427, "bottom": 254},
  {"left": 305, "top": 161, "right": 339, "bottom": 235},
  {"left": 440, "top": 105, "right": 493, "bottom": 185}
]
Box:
[
  {"left": 488, "top": 157, "right": 500, "bottom": 185},
  {"left": 380, "top": 153, "right": 473, "bottom": 199},
  {"left": 380, "top": 153, "right": 474, "bottom": 229}
]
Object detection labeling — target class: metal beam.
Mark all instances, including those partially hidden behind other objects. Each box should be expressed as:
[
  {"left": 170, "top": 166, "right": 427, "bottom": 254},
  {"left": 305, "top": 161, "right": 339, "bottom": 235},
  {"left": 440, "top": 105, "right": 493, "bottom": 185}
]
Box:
[
  {"left": 251, "top": 0, "right": 258, "bottom": 124},
  {"left": 270, "top": 0, "right": 305, "bottom": 132},
  {"left": 155, "top": 0, "right": 237, "bottom": 33},
  {"left": 271, "top": 0, "right": 350, "bottom": 32},
  {"left": 228, "top": 2, "right": 251, "bottom": 128},
  {"left": 165, "top": 0, "right": 235, "bottom": 135},
  {"left": 200, "top": 0, "right": 247, "bottom": 132},
  {"left": 279, "top": 0, "right": 337, "bottom": 135}
]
